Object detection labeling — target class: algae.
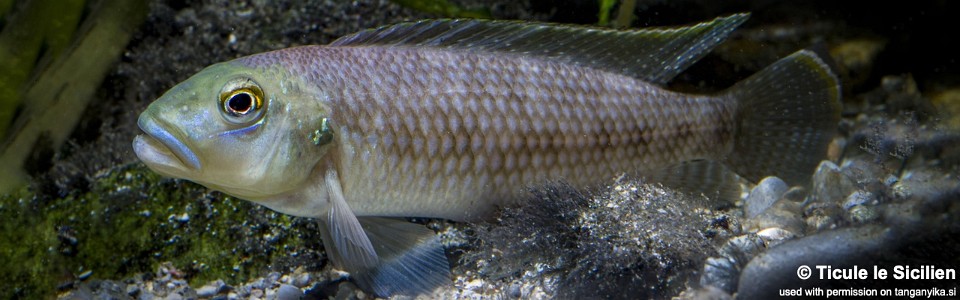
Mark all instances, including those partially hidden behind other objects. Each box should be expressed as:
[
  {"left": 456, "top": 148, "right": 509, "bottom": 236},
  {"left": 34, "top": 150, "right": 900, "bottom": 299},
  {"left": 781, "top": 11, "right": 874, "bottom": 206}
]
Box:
[{"left": 0, "top": 163, "right": 323, "bottom": 299}]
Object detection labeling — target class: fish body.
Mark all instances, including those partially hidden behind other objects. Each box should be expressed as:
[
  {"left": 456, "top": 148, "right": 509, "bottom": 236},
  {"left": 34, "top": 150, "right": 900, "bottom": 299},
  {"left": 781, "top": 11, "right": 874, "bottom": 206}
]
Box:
[
  {"left": 133, "top": 15, "right": 840, "bottom": 296},
  {"left": 243, "top": 45, "right": 734, "bottom": 220}
]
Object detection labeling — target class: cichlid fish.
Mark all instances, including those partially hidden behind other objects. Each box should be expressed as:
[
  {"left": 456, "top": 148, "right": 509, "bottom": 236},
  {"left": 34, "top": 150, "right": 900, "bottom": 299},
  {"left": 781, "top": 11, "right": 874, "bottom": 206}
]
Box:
[{"left": 133, "top": 14, "right": 840, "bottom": 296}]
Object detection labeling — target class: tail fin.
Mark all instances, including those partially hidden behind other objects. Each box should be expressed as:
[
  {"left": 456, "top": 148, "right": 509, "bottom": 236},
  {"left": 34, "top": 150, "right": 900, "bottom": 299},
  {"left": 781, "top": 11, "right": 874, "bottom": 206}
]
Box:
[{"left": 722, "top": 50, "right": 841, "bottom": 185}]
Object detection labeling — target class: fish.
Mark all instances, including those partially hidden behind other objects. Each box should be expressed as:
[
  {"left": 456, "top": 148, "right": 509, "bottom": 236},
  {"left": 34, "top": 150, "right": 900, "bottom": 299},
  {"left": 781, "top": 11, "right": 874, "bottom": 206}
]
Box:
[{"left": 132, "top": 13, "right": 841, "bottom": 296}]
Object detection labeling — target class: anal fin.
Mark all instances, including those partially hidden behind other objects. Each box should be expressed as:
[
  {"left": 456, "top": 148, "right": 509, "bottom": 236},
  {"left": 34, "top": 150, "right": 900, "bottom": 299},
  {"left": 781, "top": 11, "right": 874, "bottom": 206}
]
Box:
[{"left": 644, "top": 160, "right": 744, "bottom": 206}]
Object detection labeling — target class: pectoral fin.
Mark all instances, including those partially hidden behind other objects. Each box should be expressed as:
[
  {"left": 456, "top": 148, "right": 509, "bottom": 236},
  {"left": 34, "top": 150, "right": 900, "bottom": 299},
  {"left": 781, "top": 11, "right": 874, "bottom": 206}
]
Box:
[
  {"left": 319, "top": 170, "right": 451, "bottom": 297},
  {"left": 324, "top": 170, "right": 379, "bottom": 273}
]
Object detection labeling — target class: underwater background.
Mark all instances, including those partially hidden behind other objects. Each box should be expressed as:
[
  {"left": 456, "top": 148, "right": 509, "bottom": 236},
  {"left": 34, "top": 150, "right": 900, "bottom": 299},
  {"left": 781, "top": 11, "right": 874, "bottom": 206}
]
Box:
[{"left": 1, "top": 0, "right": 958, "bottom": 299}]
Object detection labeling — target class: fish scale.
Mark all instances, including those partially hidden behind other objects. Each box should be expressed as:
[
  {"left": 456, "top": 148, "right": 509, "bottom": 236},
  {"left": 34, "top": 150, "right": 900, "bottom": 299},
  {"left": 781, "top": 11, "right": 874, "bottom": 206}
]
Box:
[{"left": 239, "top": 46, "right": 735, "bottom": 220}]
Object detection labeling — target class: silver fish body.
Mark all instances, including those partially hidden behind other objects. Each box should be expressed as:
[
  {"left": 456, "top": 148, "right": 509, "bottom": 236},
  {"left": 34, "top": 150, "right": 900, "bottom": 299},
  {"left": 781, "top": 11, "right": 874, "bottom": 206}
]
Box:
[
  {"left": 246, "top": 45, "right": 734, "bottom": 220},
  {"left": 133, "top": 15, "right": 840, "bottom": 296}
]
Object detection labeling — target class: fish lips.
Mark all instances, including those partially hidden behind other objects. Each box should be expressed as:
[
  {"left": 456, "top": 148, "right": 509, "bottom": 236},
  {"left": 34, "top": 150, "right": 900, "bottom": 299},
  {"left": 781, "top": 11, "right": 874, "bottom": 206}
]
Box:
[{"left": 133, "top": 114, "right": 202, "bottom": 172}]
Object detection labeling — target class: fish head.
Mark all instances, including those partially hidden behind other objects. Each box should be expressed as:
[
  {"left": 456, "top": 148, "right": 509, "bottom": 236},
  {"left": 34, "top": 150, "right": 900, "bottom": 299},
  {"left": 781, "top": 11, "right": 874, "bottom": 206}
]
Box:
[{"left": 133, "top": 61, "right": 333, "bottom": 200}]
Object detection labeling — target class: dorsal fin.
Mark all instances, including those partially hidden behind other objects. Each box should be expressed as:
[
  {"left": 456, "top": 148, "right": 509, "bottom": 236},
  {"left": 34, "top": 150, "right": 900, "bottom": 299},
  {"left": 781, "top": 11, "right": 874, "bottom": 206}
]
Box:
[{"left": 330, "top": 14, "right": 750, "bottom": 84}]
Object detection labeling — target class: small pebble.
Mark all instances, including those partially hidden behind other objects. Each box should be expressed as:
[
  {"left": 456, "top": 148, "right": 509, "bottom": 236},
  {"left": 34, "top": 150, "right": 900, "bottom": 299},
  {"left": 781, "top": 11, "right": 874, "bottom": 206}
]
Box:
[
  {"left": 196, "top": 285, "right": 219, "bottom": 297},
  {"left": 506, "top": 281, "right": 522, "bottom": 298},
  {"left": 700, "top": 257, "right": 738, "bottom": 293},
  {"left": 842, "top": 190, "right": 874, "bottom": 210},
  {"left": 293, "top": 273, "right": 311, "bottom": 288},
  {"left": 744, "top": 177, "right": 788, "bottom": 218},
  {"left": 719, "top": 235, "right": 765, "bottom": 267},
  {"left": 250, "top": 288, "right": 264, "bottom": 298},
  {"left": 883, "top": 174, "right": 898, "bottom": 186},
  {"left": 847, "top": 205, "right": 879, "bottom": 224},
  {"left": 745, "top": 200, "right": 805, "bottom": 235},
  {"left": 78, "top": 270, "right": 93, "bottom": 280},
  {"left": 756, "top": 228, "right": 796, "bottom": 248},
  {"left": 805, "top": 214, "right": 839, "bottom": 232},
  {"left": 164, "top": 293, "right": 183, "bottom": 300},
  {"left": 827, "top": 137, "right": 844, "bottom": 162},
  {"left": 781, "top": 187, "right": 807, "bottom": 202},
  {"left": 804, "top": 202, "right": 843, "bottom": 233},
  {"left": 276, "top": 284, "right": 302, "bottom": 300},
  {"left": 811, "top": 160, "right": 857, "bottom": 203},
  {"left": 126, "top": 284, "right": 141, "bottom": 296}
]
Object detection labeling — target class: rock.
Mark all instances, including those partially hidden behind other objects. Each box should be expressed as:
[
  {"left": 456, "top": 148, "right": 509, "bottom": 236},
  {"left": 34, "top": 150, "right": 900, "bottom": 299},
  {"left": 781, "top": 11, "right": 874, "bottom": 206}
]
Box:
[
  {"left": 249, "top": 288, "right": 263, "bottom": 299},
  {"left": 803, "top": 202, "right": 843, "bottom": 232},
  {"left": 126, "top": 284, "right": 141, "bottom": 297},
  {"left": 209, "top": 280, "right": 229, "bottom": 295},
  {"left": 276, "top": 284, "right": 302, "bottom": 300},
  {"left": 744, "top": 177, "right": 788, "bottom": 218},
  {"left": 744, "top": 198, "right": 805, "bottom": 235},
  {"left": 506, "top": 281, "right": 522, "bottom": 298},
  {"left": 697, "top": 234, "right": 769, "bottom": 294},
  {"left": 827, "top": 137, "right": 845, "bottom": 163},
  {"left": 847, "top": 205, "right": 879, "bottom": 224},
  {"left": 78, "top": 270, "right": 93, "bottom": 280},
  {"left": 292, "top": 272, "right": 311, "bottom": 288},
  {"left": 893, "top": 170, "right": 958, "bottom": 201},
  {"left": 138, "top": 292, "right": 156, "bottom": 300},
  {"left": 811, "top": 161, "right": 857, "bottom": 203},
  {"left": 883, "top": 174, "right": 898, "bottom": 186},
  {"left": 781, "top": 187, "right": 807, "bottom": 202},
  {"left": 842, "top": 190, "right": 874, "bottom": 210},
  {"left": 335, "top": 281, "right": 361, "bottom": 300},
  {"left": 163, "top": 293, "right": 183, "bottom": 300},
  {"left": 737, "top": 225, "right": 894, "bottom": 299},
  {"left": 756, "top": 228, "right": 796, "bottom": 248},
  {"left": 840, "top": 157, "right": 885, "bottom": 184},
  {"left": 718, "top": 235, "right": 765, "bottom": 267},
  {"left": 58, "top": 287, "right": 93, "bottom": 300},
  {"left": 699, "top": 257, "right": 738, "bottom": 293},
  {"left": 196, "top": 284, "right": 219, "bottom": 297}
]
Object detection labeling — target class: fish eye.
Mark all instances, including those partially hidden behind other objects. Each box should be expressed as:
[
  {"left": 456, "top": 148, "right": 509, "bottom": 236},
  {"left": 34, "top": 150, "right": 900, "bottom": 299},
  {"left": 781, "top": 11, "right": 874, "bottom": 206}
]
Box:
[{"left": 219, "top": 78, "right": 266, "bottom": 125}]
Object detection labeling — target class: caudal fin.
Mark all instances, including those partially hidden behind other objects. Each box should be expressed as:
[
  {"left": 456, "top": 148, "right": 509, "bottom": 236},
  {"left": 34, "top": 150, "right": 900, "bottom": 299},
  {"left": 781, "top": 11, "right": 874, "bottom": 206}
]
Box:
[{"left": 722, "top": 50, "right": 841, "bottom": 185}]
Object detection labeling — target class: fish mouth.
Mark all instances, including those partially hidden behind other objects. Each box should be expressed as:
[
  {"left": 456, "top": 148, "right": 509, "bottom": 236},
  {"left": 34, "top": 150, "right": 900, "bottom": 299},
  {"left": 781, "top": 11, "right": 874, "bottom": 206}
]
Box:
[{"left": 133, "top": 114, "right": 202, "bottom": 172}]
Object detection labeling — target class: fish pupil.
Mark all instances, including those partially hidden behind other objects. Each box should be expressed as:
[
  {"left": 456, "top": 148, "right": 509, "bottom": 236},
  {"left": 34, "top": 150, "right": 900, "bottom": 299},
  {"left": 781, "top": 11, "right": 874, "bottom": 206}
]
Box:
[{"left": 229, "top": 93, "right": 253, "bottom": 114}]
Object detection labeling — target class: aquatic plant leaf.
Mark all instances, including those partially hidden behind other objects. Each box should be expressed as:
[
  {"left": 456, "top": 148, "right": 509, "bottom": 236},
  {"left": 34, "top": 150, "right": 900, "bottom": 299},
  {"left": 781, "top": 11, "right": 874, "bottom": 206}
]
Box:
[
  {"left": 0, "top": 0, "right": 147, "bottom": 192},
  {"left": 0, "top": 0, "right": 86, "bottom": 138}
]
